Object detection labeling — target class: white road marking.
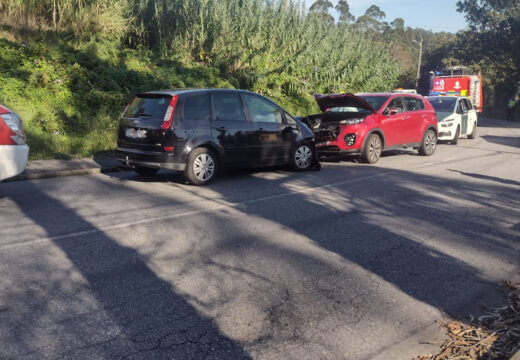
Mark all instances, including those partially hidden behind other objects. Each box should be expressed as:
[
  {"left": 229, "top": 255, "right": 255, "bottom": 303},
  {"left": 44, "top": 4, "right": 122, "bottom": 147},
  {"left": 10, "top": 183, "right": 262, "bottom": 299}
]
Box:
[
  {"left": 1, "top": 171, "right": 392, "bottom": 250},
  {"left": 2, "top": 147, "right": 516, "bottom": 251}
]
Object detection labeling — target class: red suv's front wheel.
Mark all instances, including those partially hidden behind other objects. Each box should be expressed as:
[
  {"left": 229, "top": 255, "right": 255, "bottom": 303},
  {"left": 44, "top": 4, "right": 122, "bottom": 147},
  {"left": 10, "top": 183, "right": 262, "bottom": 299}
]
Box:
[{"left": 362, "top": 134, "right": 383, "bottom": 164}]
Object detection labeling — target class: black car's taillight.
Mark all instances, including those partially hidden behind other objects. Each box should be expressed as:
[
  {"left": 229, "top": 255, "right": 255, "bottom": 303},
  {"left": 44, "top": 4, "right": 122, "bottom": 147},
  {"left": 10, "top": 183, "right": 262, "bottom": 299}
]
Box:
[{"left": 161, "top": 95, "right": 179, "bottom": 130}]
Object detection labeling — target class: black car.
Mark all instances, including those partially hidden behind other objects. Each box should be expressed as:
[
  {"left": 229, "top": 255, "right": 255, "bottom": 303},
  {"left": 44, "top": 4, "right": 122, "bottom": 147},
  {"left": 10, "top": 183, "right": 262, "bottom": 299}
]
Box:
[{"left": 116, "top": 89, "right": 319, "bottom": 185}]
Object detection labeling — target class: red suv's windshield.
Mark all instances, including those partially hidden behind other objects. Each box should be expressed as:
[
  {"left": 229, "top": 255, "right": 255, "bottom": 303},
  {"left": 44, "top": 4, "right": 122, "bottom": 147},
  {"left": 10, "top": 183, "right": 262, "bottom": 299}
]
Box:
[{"left": 357, "top": 95, "right": 390, "bottom": 111}]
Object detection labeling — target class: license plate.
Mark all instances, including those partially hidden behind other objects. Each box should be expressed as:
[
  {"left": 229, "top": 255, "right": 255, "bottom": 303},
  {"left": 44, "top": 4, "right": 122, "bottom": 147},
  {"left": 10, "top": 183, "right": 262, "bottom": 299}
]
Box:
[{"left": 125, "top": 128, "right": 147, "bottom": 139}]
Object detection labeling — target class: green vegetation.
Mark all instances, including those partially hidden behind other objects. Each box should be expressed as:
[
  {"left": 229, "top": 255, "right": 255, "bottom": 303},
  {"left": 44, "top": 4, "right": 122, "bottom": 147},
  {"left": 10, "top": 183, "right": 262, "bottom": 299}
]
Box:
[
  {"left": 0, "top": 0, "right": 402, "bottom": 159},
  {"left": 0, "top": 0, "right": 515, "bottom": 158},
  {"left": 0, "top": 36, "right": 234, "bottom": 158},
  {"left": 455, "top": 0, "right": 520, "bottom": 110},
  {"left": 420, "top": 1, "right": 520, "bottom": 113}
]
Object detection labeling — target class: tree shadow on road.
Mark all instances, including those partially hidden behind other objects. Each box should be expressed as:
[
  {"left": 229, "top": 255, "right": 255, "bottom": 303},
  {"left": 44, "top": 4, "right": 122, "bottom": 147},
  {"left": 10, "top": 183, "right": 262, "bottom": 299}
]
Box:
[
  {"left": 2, "top": 160, "right": 519, "bottom": 359},
  {"left": 1, "top": 181, "right": 251, "bottom": 360},
  {"left": 104, "top": 161, "right": 519, "bottom": 357},
  {"left": 481, "top": 135, "right": 520, "bottom": 149}
]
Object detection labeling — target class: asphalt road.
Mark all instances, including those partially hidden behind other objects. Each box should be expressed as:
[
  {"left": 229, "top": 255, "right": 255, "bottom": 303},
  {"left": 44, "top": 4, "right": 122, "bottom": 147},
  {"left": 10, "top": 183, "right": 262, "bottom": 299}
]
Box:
[{"left": 1, "top": 118, "right": 519, "bottom": 360}]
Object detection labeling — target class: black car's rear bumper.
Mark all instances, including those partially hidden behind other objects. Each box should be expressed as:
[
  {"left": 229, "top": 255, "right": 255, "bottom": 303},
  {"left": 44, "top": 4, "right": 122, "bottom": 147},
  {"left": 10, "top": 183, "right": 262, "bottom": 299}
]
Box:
[{"left": 115, "top": 147, "right": 186, "bottom": 171}]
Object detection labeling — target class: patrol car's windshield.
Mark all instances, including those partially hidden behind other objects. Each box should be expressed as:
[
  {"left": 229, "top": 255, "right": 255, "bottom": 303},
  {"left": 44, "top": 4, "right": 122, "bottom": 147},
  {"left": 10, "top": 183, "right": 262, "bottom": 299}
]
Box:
[{"left": 428, "top": 97, "right": 457, "bottom": 113}]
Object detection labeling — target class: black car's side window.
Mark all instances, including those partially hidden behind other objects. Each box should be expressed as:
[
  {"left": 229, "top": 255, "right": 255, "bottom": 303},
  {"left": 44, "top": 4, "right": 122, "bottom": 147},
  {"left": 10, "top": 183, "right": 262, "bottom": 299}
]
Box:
[
  {"left": 183, "top": 94, "right": 211, "bottom": 121},
  {"left": 213, "top": 93, "right": 246, "bottom": 121},
  {"left": 284, "top": 113, "right": 298, "bottom": 125},
  {"left": 244, "top": 94, "right": 283, "bottom": 124}
]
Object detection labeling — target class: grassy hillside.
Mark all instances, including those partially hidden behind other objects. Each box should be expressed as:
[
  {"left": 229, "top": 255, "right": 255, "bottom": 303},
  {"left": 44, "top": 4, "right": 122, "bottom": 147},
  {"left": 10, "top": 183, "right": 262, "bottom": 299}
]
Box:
[
  {"left": 0, "top": 0, "right": 402, "bottom": 159},
  {"left": 0, "top": 36, "right": 243, "bottom": 159}
]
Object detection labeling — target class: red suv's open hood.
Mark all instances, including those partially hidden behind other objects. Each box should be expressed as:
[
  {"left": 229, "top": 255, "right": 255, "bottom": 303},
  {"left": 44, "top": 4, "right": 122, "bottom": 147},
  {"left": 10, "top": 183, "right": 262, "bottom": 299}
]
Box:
[{"left": 314, "top": 93, "right": 376, "bottom": 114}]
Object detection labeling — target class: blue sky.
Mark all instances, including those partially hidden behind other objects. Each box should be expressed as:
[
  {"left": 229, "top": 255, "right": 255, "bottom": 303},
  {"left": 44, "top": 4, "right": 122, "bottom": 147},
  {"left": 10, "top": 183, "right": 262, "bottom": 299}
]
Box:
[{"left": 330, "top": 0, "right": 468, "bottom": 33}]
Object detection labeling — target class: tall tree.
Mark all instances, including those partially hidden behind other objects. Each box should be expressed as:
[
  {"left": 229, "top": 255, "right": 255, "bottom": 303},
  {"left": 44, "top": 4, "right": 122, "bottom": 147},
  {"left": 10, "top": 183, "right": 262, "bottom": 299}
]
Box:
[
  {"left": 355, "top": 4, "right": 386, "bottom": 33},
  {"left": 309, "top": 0, "right": 333, "bottom": 14},
  {"left": 335, "top": 0, "right": 354, "bottom": 24},
  {"left": 391, "top": 18, "right": 405, "bottom": 32},
  {"left": 456, "top": 0, "right": 520, "bottom": 100},
  {"left": 309, "top": 0, "right": 334, "bottom": 23},
  {"left": 365, "top": 5, "right": 385, "bottom": 20}
]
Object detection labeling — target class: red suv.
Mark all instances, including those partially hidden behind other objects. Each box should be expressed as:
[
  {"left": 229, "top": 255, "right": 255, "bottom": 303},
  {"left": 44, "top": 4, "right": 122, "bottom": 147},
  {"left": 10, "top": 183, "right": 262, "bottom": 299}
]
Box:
[{"left": 304, "top": 93, "right": 438, "bottom": 163}]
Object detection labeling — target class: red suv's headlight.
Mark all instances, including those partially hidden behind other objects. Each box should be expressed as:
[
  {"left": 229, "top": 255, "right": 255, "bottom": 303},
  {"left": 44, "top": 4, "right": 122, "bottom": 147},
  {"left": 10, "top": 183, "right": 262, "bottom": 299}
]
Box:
[{"left": 339, "top": 118, "right": 364, "bottom": 125}]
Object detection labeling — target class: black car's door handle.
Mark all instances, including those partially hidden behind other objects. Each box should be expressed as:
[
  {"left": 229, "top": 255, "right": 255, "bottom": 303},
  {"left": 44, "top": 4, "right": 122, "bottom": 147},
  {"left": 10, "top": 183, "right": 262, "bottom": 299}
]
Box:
[{"left": 214, "top": 126, "right": 227, "bottom": 132}]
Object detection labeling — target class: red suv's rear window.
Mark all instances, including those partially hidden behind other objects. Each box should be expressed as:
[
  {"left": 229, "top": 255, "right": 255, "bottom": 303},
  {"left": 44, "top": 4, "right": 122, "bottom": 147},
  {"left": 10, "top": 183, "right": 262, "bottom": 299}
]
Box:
[{"left": 124, "top": 95, "right": 171, "bottom": 119}]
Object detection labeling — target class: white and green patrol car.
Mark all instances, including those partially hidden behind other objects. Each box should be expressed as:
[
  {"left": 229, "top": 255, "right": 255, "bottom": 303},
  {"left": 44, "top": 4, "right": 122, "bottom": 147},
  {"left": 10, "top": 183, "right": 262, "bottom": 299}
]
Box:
[{"left": 427, "top": 96, "right": 478, "bottom": 144}]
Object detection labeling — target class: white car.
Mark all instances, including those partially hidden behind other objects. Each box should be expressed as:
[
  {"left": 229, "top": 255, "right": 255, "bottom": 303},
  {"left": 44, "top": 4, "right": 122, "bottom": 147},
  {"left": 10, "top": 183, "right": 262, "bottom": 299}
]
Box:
[
  {"left": 427, "top": 96, "right": 477, "bottom": 144},
  {"left": 0, "top": 105, "right": 29, "bottom": 180}
]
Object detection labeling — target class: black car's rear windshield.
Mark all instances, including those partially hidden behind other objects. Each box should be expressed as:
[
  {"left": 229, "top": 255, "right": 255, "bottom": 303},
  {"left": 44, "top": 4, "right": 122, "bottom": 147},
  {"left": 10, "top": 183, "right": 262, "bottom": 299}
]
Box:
[
  {"left": 428, "top": 97, "right": 456, "bottom": 112},
  {"left": 124, "top": 95, "right": 171, "bottom": 119},
  {"left": 357, "top": 95, "right": 390, "bottom": 111}
]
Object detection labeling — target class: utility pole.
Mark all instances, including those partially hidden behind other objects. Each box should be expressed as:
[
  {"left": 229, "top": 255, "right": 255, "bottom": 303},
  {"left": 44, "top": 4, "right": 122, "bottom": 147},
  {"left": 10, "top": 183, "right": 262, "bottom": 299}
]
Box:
[{"left": 413, "top": 38, "right": 423, "bottom": 91}]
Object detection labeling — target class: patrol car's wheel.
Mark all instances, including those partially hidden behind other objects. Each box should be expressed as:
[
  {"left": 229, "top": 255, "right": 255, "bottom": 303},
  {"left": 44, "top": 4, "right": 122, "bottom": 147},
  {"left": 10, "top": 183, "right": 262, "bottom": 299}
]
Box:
[
  {"left": 468, "top": 122, "right": 477, "bottom": 139},
  {"left": 451, "top": 126, "right": 460, "bottom": 145}
]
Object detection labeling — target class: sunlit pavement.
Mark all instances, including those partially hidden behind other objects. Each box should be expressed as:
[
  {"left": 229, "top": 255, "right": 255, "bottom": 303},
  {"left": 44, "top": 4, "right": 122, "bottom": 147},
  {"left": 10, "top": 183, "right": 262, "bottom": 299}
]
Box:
[{"left": 1, "top": 118, "right": 519, "bottom": 360}]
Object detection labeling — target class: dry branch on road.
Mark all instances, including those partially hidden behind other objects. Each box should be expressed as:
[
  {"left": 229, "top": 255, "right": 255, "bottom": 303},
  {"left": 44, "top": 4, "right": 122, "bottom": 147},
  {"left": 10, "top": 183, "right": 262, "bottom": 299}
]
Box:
[{"left": 416, "top": 281, "right": 520, "bottom": 360}]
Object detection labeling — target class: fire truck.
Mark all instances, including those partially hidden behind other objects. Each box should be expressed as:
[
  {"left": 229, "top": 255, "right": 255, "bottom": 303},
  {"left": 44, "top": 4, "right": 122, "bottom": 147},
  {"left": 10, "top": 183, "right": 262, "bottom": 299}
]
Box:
[{"left": 429, "top": 67, "right": 483, "bottom": 112}]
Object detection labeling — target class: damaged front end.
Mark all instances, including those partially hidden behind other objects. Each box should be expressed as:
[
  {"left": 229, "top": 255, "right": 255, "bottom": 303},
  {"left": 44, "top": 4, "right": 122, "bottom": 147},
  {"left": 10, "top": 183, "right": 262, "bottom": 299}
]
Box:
[{"left": 303, "top": 93, "right": 375, "bottom": 154}]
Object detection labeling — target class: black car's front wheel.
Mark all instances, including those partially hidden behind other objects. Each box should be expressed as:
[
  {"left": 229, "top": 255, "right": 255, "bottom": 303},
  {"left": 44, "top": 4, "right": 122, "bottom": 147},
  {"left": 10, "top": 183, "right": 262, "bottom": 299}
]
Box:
[
  {"left": 184, "top": 148, "right": 218, "bottom": 185},
  {"left": 290, "top": 143, "right": 314, "bottom": 171}
]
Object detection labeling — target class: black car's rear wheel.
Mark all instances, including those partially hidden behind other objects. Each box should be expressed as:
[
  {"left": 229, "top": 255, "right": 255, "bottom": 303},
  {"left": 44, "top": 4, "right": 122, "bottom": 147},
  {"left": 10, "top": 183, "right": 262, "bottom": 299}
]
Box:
[
  {"left": 134, "top": 166, "right": 159, "bottom": 176},
  {"left": 184, "top": 147, "right": 218, "bottom": 185},
  {"left": 290, "top": 143, "right": 313, "bottom": 171},
  {"left": 361, "top": 134, "right": 382, "bottom": 164}
]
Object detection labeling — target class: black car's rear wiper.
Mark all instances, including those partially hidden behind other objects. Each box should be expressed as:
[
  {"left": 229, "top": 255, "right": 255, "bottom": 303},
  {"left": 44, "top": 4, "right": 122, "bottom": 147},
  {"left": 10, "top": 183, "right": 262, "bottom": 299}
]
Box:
[{"left": 134, "top": 113, "right": 153, "bottom": 117}]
